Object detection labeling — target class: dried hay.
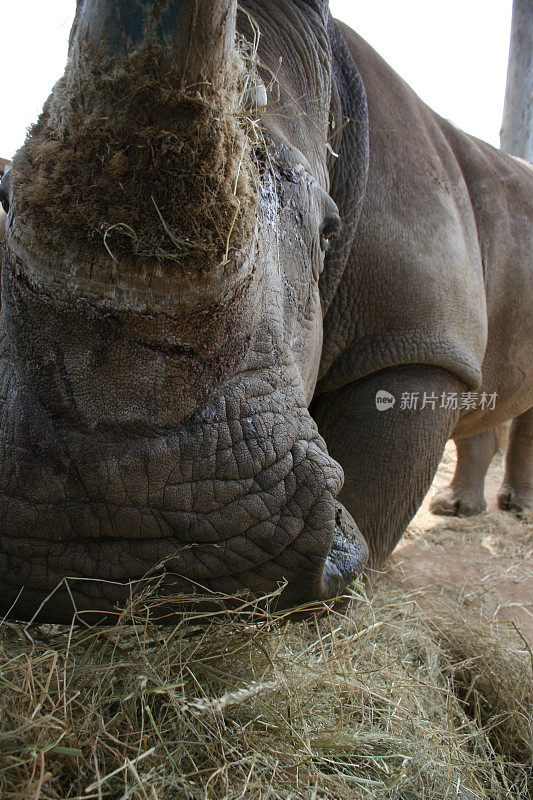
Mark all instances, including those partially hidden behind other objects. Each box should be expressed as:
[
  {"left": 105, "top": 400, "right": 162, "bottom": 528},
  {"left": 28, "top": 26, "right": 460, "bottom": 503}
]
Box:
[{"left": 1, "top": 577, "right": 531, "bottom": 799}]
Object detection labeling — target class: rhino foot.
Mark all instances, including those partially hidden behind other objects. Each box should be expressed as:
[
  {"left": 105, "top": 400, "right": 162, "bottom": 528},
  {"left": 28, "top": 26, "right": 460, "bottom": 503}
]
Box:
[
  {"left": 497, "top": 484, "right": 533, "bottom": 515},
  {"left": 429, "top": 487, "right": 487, "bottom": 518}
]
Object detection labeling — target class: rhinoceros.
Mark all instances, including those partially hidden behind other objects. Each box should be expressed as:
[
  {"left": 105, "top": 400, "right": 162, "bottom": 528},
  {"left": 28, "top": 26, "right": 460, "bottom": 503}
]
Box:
[{"left": 0, "top": 0, "right": 531, "bottom": 622}]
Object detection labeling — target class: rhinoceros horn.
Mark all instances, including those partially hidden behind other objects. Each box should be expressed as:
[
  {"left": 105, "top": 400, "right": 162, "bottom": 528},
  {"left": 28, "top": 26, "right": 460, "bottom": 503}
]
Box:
[
  {"left": 69, "top": 0, "right": 238, "bottom": 92},
  {"left": 11, "top": 0, "right": 257, "bottom": 311}
]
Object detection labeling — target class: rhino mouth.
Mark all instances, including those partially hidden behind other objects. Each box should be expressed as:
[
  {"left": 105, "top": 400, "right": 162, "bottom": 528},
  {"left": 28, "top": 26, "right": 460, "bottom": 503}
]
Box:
[
  {"left": 0, "top": 495, "right": 367, "bottom": 623},
  {"left": 145, "top": 500, "right": 366, "bottom": 615}
]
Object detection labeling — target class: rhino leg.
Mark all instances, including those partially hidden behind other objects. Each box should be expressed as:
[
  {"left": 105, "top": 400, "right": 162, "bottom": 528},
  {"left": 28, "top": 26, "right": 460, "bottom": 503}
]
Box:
[
  {"left": 312, "top": 366, "right": 461, "bottom": 567},
  {"left": 498, "top": 407, "right": 533, "bottom": 513},
  {"left": 430, "top": 428, "right": 500, "bottom": 517}
]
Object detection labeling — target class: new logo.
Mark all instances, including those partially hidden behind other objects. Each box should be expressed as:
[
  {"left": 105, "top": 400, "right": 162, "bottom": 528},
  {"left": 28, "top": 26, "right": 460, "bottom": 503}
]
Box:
[{"left": 375, "top": 390, "right": 396, "bottom": 411}]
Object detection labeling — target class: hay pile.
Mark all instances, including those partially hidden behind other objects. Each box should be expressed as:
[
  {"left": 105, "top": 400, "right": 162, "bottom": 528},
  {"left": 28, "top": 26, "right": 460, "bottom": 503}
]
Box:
[{"left": 1, "top": 579, "right": 531, "bottom": 799}]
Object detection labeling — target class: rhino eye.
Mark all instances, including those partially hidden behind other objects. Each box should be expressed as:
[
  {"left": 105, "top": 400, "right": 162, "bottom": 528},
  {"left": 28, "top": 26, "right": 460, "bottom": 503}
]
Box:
[{"left": 320, "top": 214, "right": 341, "bottom": 251}]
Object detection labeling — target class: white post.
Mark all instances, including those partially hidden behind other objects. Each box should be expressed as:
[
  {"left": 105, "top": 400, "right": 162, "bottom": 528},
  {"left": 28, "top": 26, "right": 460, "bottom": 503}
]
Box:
[{"left": 500, "top": 0, "right": 533, "bottom": 161}]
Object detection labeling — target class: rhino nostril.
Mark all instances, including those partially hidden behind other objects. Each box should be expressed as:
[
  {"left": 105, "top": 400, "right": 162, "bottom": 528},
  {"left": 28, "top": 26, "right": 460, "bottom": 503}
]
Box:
[{"left": 320, "top": 501, "right": 368, "bottom": 599}]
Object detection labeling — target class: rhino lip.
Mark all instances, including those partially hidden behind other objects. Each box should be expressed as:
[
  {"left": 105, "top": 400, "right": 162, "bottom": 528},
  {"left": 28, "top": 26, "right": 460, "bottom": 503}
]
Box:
[{"left": 320, "top": 501, "right": 368, "bottom": 600}]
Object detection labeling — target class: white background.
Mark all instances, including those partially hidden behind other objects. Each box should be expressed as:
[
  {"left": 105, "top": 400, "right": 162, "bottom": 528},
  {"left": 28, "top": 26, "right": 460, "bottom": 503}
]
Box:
[{"left": 1, "top": 1, "right": 512, "bottom": 159}]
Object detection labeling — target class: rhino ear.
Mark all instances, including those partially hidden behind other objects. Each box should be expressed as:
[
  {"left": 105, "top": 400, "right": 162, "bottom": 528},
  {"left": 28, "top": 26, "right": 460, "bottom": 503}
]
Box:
[{"left": 319, "top": 16, "right": 369, "bottom": 316}]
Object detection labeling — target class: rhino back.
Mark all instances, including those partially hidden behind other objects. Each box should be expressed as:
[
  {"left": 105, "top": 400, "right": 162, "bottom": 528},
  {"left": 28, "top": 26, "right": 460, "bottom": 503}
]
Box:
[
  {"left": 438, "top": 128, "right": 533, "bottom": 431},
  {"left": 319, "top": 21, "right": 531, "bottom": 415}
]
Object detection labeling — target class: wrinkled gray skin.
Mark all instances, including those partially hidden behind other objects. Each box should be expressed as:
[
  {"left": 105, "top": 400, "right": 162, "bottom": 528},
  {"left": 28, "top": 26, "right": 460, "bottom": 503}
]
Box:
[{"left": 0, "top": 1, "right": 531, "bottom": 622}]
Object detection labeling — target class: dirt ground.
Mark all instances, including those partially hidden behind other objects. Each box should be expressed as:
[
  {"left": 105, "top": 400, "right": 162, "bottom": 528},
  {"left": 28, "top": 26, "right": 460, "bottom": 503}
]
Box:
[{"left": 384, "top": 441, "right": 533, "bottom": 646}]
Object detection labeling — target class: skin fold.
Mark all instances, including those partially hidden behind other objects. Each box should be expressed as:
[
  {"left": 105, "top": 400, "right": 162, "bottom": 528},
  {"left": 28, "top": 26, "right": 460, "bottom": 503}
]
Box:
[{"left": 0, "top": 1, "right": 531, "bottom": 621}]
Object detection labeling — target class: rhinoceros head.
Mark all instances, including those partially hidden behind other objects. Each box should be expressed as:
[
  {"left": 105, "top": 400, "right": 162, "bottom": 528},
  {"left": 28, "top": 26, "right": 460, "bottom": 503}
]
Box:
[{"left": 0, "top": 0, "right": 369, "bottom": 621}]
